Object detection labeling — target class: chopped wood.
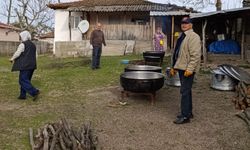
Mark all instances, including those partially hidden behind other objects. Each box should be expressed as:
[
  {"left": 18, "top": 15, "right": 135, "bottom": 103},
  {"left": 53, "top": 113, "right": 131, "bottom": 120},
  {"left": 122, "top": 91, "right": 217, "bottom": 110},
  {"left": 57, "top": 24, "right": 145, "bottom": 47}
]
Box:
[
  {"left": 29, "top": 128, "right": 35, "bottom": 150},
  {"left": 29, "top": 118, "right": 98, "bottom": 150},
  {"left": 234, "top": 82, "right": 250, "bottom": 110},
  {"left": 235, "top": 112, "right": 250, "bottom": 131},
  {"left": 43, "top": 125, "right": 49, "bottom": 150}
]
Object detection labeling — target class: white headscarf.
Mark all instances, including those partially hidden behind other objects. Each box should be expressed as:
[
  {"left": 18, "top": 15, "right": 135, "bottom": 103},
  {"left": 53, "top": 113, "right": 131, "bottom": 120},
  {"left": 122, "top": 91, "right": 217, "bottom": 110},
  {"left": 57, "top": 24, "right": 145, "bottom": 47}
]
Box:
[{"left": 19, "top": 30, "right": 31, "bottom": 42}]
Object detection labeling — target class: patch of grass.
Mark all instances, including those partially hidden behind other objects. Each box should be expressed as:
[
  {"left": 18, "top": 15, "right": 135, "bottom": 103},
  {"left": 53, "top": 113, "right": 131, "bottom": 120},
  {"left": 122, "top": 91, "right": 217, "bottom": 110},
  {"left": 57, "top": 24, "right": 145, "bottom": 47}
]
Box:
[{"left": 1, "top": 54, "right": 161, "bottom": 149}]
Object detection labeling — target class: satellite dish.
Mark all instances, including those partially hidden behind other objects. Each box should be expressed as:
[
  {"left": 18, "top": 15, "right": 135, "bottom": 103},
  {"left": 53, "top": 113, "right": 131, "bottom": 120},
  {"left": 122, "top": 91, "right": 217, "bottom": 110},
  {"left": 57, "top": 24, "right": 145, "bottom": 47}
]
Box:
[{"left": 78, "top": 20, "right": 89, "bottom": 33}]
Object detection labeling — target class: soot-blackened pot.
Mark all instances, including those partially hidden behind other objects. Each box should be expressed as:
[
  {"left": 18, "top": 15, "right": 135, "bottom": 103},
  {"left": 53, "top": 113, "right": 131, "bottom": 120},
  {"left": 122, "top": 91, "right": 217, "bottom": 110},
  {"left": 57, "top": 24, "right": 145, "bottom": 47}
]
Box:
[{"left": 120, "top": 71, "right": 165, "bottom": 93}]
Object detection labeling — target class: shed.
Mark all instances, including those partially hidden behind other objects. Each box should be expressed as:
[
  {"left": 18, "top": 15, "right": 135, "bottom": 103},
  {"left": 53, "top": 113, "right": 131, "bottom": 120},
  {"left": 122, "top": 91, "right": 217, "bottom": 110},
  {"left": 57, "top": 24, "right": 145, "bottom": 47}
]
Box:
[{"left": 190, "top": 7, "right": 250, "bottom": 65}]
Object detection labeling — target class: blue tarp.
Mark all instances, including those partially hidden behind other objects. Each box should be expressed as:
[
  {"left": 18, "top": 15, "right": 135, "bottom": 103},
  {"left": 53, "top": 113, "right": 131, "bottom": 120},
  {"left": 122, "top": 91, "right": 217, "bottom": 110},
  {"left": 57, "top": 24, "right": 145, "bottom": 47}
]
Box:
[{"left": 208, "top": 39, "right": 240, "bottom": 54}]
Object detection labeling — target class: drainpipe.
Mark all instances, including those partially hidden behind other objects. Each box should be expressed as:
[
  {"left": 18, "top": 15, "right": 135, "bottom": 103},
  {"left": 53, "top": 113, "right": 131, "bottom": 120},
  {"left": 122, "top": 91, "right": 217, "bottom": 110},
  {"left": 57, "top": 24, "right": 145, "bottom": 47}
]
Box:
[{"left": 69, "top": 11, "right": 72, "bottom": 41}]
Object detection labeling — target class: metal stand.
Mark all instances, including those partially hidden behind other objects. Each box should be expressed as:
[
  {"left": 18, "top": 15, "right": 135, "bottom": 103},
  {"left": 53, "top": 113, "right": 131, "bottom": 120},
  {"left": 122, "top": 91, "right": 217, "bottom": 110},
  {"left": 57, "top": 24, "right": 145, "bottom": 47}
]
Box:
[{"left": 121, "top": 90, "right": 156, "bottom": 105}]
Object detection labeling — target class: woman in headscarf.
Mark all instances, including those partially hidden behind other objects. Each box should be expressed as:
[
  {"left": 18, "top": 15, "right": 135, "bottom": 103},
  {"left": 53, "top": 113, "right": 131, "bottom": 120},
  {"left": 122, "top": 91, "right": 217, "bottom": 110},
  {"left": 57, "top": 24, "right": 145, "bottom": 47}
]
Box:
[{"left": 10, "top": 30, "right": 40, "bottom": 100}]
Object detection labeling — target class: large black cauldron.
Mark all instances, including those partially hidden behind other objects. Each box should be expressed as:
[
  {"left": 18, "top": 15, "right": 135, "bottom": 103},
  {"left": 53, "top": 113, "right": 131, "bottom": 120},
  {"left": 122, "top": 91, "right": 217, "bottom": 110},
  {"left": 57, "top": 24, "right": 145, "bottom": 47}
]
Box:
[
  {"left": 143, "top": 51, "right": 165, "bottom": 64},
  {"left": 120, "top": 71, "right": 165, "bottom": 93},
  {"left": 125, "top": 65, "right": 162, "bottom": 73}
]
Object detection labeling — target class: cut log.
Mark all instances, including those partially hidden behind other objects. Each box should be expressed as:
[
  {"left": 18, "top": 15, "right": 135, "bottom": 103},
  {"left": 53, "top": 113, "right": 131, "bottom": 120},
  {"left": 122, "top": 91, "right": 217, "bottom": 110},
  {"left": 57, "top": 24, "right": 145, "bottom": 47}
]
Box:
[
  {"left": 43, "top": 125, "right": 49, "bottom": 150},
  {"left": 29, "top": 128, "right": 35, "bottom": 150}
]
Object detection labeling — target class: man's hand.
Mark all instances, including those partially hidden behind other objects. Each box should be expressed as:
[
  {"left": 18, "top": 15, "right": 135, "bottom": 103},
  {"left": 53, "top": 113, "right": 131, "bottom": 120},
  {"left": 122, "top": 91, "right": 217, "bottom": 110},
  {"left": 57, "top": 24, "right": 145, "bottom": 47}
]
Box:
[
  {"left": 184, "top": 70, "right": 193, "bottom": 77},
  {"left": 9, "top": 59, "right": 13, "bottom": 63},
  {"left": 170, "top": 68, "right": 176, "bottom": 76}
]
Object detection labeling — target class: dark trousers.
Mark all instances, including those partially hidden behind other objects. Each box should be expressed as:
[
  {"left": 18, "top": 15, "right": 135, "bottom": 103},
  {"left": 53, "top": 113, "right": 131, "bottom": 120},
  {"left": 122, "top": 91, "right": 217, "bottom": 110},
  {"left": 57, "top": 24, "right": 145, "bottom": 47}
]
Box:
[
  {"left": 178, "top": 70, "right": 195, "bottom": 118},
  {"left": 19, "top": 70, "right": 38, "bottom": 97},
  {"left": 92, "top": 46, "right": 102, "bottom": 69}
]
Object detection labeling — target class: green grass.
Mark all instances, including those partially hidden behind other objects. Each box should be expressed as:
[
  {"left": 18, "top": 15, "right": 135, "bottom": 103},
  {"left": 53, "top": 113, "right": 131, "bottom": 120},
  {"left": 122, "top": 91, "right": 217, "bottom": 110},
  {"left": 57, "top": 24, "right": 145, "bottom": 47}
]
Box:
[{"left": 0, "top": 54, "right": 171, "bottom": 149}]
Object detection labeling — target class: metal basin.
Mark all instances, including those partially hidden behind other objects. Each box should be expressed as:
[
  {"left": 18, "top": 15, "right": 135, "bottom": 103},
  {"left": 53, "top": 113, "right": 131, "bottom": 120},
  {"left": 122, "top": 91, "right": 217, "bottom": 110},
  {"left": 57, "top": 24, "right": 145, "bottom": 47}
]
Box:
[
  {"left": 125, "top": 65, "right": 162, "bottom": 73},
  {"left": 120, "top": 71, "right": 165, "bottom": 93},
  {"left": 210, "top": 68, "right": 237, "bottom": 91}
]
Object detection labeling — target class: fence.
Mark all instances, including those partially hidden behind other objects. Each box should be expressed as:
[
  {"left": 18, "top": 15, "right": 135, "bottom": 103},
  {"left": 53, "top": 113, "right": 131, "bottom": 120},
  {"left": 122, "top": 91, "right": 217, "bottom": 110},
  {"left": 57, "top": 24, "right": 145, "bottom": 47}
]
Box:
[{"left": 0, "top": 41, "right": 52, "bottom": 56}]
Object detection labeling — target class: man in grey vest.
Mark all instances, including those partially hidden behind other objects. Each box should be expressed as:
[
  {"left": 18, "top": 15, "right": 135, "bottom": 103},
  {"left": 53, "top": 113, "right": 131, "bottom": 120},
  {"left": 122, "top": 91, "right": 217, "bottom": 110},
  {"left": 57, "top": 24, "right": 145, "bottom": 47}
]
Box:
[{"left": 10, "top": 30, "right": 40, "bottom": 100}]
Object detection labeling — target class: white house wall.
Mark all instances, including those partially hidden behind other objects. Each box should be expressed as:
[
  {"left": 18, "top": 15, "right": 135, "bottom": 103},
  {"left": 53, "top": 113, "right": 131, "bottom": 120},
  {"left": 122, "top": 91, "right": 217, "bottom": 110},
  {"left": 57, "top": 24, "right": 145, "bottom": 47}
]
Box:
[
  {"left": 54, "top": 10, "right": 83, "bottom": 53},
  {"left": 55, "top": 10, "right": 70, "bottom": 42}
]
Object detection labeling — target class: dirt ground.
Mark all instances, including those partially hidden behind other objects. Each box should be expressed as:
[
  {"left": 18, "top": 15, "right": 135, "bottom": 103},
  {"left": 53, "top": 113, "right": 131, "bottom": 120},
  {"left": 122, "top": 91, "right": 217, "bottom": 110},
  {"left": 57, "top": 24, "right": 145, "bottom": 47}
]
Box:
[{"left": 84, "top": 72, "right": 250, "bottom": 150}]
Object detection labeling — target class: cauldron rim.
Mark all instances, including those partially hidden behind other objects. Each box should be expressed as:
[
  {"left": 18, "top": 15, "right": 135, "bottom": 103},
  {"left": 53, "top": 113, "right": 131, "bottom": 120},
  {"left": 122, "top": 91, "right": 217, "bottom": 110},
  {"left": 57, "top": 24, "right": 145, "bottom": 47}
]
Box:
[
  {"left": 125, "top": 65, "right": 162, "bottom": 71},
  {"left": 120, "top": 71, "right": 164, "bottom": 80}
]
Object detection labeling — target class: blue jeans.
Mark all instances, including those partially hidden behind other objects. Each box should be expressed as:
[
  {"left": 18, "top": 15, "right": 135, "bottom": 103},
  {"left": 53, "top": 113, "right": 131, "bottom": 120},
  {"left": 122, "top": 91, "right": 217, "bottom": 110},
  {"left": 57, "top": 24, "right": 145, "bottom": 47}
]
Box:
[
  {"left": 92, "top": 46, "right": 102, "bottom": 69},
  {"left": 178, "top": 70, "right": 195, "bottom": 118},
  {"left": 19, "top": 70, "right": 39, "bottom": 98}
]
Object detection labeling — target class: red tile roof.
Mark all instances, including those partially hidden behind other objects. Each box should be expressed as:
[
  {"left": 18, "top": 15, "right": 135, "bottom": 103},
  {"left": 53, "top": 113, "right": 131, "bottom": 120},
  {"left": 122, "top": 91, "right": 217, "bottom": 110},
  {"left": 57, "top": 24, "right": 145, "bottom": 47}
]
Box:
[{"left": 0, "top": 22, "right": 21, "bottom": 30}]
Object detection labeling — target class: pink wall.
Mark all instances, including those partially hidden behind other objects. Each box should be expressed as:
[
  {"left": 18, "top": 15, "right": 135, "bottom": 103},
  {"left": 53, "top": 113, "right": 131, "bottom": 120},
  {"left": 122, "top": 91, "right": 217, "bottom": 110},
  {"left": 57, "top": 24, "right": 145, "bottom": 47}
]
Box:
[{"left": 0, "top": 28, "right": 19, "bottom": 42}]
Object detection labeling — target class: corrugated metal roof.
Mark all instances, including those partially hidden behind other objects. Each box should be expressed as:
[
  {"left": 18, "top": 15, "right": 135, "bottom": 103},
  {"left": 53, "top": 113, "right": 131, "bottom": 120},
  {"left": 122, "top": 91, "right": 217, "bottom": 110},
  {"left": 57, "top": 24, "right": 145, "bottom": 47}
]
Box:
[
  {"left": 68, "top": 4, "right": 190, "bottom": 12},
  {"left": 48, "top": 0, "right": 195, "bottom": 13},
  {"left": 191, "top": 7, "right": 250, "bottom": 19},
  {"left": 150, "top": 11, "right": 192, "bottom": 16}
]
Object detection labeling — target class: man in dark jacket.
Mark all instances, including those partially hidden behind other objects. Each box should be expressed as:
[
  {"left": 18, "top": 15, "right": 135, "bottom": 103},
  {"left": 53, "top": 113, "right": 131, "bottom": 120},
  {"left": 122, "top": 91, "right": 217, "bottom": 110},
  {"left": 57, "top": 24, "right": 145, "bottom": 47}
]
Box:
[
  {"left": 10, "top": 30, "right": 40, "bottom": 100},
  {"left": 90, "top": 23, "right": 106, "bottom": 70}
]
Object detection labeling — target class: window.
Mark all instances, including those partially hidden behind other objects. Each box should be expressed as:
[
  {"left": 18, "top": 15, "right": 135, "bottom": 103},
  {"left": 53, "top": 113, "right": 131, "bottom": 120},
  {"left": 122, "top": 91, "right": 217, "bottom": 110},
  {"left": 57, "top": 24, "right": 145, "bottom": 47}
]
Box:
[{"left": 70, "top": 16, "right": 81, "bottom": 29}]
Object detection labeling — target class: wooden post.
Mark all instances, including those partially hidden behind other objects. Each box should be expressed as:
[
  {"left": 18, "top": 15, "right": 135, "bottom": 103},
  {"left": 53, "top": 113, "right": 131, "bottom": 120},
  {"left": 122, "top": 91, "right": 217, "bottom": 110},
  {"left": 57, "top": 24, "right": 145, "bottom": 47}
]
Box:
[
  {"left": 151, "top": 17, "right": 155, "bottom": 50},
  {"left": 241, "top": 17, "right": 246, "bottom": 60},
  {"left": 171, "top": 16, "right": 175, "bottom": 49},
  {"left": 202, "top": 19, "right": 208, "bottom": 67},
  {"left": 96, "top": 12, "right": 99, "bottom": 23},
  {"left": 69, "top": 11, "right": 72, "bottom": 41},
  {"left": 122, "top": 12, "right": 126, "bottom": 40}
]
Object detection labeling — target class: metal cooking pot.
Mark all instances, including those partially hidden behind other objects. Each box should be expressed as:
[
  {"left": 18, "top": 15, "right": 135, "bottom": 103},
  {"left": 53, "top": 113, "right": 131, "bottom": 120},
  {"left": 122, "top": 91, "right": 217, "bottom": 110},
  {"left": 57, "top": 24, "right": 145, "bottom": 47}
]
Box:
[
  {"left": 143, "top": 51, "right": 165, "bottom": 64},
  {"left": 120, "top": 71, "right": 165, "bottom": 93},
  {"left": 125, "top": 65, "right": 162, "bottom": 73},
  {"left": 143, "top": 51, "right": 165, "bottom": 58},
  {"left": 210, "top": 68, "right": 237, "bottom": 91},
  {"left": 165, "top": 67, "right": 181, "bottom": 87}
]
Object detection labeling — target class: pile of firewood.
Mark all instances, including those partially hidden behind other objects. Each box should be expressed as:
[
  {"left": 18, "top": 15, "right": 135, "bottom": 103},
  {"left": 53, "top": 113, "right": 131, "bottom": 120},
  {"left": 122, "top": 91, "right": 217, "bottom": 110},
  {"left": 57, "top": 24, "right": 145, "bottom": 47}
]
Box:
[
  {"left": 235, "top": 107, "right": 250, "bottom": 131},
  {"left": 29, "top": 118, "right": 98, "bottom": 150},
  {"left": 234, "top": 81, "right": 250, "bottom": 110}
]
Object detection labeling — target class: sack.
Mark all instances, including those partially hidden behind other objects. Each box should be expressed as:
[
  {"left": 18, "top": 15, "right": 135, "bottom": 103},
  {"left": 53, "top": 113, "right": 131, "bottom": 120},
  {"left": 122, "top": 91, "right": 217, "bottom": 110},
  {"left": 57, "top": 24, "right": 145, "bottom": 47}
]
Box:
[{"left": 160, "top": 39, "right": 164, "bottom": 46}]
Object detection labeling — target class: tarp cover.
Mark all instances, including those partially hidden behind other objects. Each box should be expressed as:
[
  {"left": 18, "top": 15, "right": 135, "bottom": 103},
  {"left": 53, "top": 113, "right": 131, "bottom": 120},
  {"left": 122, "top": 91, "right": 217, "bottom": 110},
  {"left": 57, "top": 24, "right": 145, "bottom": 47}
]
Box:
[{"left": 208, "top": 39, "right": 240, "bottom": 54}]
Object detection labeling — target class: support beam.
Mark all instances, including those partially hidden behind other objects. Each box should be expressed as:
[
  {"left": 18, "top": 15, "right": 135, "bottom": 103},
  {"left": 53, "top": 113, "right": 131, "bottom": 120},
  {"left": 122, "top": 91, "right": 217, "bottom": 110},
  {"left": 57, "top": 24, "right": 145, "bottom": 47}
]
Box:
[
  {"left": 202, "top": 19, "right": 208, "bottom": 67},
  {"left": 171, "top": 16, "right": 175, "bottom": 49},
  {"left": 241, "top": 17, "right": 246, "bottom": 60},
  {"left": 152, "top": 17, "right": 155, "bottom": 50}
]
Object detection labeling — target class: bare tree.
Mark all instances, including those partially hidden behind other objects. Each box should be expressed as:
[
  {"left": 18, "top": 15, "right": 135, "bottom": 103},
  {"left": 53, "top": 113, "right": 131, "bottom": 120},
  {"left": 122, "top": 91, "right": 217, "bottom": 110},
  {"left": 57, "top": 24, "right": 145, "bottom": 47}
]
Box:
[
  {"left": 7, "top": 0, "right": 13, "bottom": 24},
  {"left": 179, "top": 0, "right": 215, "bottom": 10},
  {"left": 0, "top": 0, "right": 61, "bottom": 34}
]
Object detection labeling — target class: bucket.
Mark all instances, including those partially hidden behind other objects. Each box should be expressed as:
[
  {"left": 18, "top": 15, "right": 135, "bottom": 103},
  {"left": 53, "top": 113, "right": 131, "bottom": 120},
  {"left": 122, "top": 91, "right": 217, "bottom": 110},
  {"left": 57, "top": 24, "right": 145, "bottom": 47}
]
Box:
[{"left": 165, "top": 67, "right": 181, "bottom": 87}]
